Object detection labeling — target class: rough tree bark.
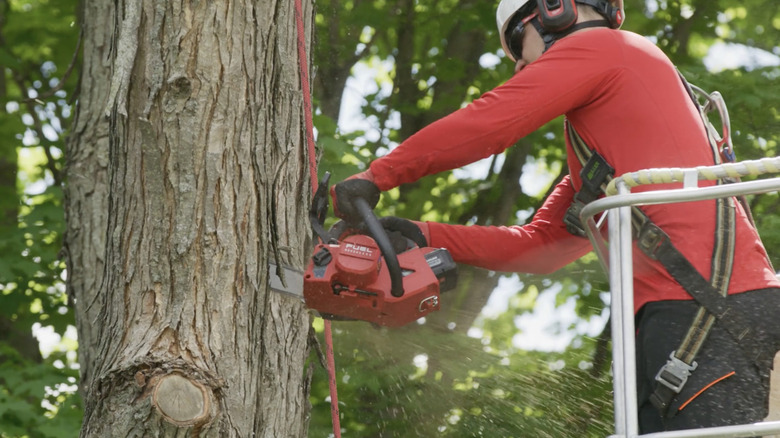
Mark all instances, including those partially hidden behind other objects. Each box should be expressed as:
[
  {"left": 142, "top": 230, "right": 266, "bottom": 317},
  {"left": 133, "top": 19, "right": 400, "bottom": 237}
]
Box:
[
  {"left": 64, "top": 1, "right": 316, "bottom": 436},
  {"left": 64, "top": 0, "right": 113, "bottom": 398}
]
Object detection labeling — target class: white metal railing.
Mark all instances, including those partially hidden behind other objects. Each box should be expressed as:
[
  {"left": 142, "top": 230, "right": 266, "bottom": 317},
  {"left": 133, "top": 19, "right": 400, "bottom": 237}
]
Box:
[
  {"left": 604, "top": 156, "right": 780, "bottom": 196},
  {"left": 579, "top": 157, "right": 780, "bottom": 438}
]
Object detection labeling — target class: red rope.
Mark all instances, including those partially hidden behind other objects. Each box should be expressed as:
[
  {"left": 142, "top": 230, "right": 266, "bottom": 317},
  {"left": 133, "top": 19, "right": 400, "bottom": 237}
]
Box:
[
  {"left": 293, "top": 1, "right": 342, "bottom": 437},
  {"left": 294, "top": 0, "right": 319, "bottom": 190},
  {"left": 322, "top": 320, "right": 341, "bottom": 435}
]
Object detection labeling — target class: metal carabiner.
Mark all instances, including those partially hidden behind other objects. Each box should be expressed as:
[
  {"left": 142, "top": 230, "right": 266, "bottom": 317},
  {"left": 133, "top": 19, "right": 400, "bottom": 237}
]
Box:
[
  {"left": 708, "top": 90, "right": 735, "bottom": 162},
  {"left": 690, "top": 84, "right": 735, "bottom": 162}
]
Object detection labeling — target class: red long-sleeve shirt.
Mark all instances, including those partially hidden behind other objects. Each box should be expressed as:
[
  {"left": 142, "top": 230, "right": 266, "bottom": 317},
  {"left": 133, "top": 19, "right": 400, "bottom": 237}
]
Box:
[{"left": 367, "top": 28, "right": 779, "bottom": 312}]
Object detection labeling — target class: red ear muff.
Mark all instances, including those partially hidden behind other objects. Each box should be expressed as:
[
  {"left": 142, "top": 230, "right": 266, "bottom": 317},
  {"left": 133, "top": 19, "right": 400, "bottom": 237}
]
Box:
[
  {"left": 612, "top": 9, "right": 624, "bottom": 28},
  {"left": 537, "top": 0, "right": 578, "bottom": 31}
]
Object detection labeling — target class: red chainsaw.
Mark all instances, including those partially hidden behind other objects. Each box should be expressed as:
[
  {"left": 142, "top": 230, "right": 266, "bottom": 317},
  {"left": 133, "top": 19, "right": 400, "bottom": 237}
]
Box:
[{"left": 269, "top": 173, "right": 457, "bottom": 327}]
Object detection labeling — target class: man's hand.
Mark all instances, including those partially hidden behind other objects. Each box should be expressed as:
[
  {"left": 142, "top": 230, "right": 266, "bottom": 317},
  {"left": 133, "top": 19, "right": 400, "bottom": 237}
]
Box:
[
  {"left": 330, "top": 169, "right": 380, "bottom": 224},
  {"left": 378, "top": 217, "right": 429, "bottom": 249}
]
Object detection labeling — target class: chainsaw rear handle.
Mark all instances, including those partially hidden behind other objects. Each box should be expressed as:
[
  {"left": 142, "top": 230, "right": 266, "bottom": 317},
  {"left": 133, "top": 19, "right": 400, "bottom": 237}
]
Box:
[{"left": 352, "top": 197, "right": 405, "bottom": 298}]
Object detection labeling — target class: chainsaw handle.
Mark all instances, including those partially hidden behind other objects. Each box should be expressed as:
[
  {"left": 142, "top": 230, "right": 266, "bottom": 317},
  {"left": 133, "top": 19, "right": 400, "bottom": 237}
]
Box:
[{"left": 353, "top": 197, "right": 404, "bottom": 298}]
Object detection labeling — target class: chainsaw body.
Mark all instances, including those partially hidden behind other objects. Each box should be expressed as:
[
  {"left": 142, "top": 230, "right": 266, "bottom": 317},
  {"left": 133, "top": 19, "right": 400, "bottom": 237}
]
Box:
[
  {"left": 304, "top": 235, "right": 456, "bottom": 327},
  {"left": 302, "top": 173, "right": 457, "bottom": 327}
]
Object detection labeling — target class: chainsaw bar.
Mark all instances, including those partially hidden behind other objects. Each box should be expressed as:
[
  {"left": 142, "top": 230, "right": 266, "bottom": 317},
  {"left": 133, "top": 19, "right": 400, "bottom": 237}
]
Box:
[{"left": 267, "top": 263, "right": 305, "bottom": 301}]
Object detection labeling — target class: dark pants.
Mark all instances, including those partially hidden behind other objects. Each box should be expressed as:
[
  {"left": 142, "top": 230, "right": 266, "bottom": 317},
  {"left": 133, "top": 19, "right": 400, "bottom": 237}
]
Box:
[{"left": 636, "top": 288, "right": 780, "bottom": 433}]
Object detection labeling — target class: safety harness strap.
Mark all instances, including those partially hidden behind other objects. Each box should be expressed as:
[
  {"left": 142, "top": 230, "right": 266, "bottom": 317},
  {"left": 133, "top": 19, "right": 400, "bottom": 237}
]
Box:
[
  {"left": 644, "top": 229, "right": 773, "bottom": 412},
  {"left": 563, "top": 124, "right": 646, "bottom": 237},
  {"left": 564, "top": 81, "right": 771, "bottom": 415},
  {"left": 648, "top": 72, "right": 758, "bottom": 415}
]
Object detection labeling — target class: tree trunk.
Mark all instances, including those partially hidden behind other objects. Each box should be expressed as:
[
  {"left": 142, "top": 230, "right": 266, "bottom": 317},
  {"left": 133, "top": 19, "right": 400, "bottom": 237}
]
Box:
[
  {"left": 63, "top": 0, "right": 114, "bottom": 396},
  {"left": 65, "top": 1, "right": 315, "bottom": 436}
]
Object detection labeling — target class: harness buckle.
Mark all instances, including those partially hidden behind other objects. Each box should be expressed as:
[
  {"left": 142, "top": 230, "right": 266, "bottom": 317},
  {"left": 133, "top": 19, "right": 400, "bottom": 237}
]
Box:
[
  {"left": 563, "top": 199, "right": 587, "bottom": 237},
  {"left": 637, "top": 222, "right": 670, "bottom": 260},
  {"left": 654, "top": 351, "right": 698, "bottom": 394},
  {"left": 563, "top": 152, "right": 614, "bottom": 238}
]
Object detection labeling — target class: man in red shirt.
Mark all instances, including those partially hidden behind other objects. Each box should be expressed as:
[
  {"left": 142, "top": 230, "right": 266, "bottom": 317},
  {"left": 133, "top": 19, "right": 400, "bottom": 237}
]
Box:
[{"left": 331, "top": 0, "right": 780, "bottom": 433}]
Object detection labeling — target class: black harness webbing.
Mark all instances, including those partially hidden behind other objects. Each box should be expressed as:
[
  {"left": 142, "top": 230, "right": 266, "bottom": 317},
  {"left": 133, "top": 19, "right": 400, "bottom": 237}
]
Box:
[
  {"left": 533, "top": 19, "right": 610, "bottom": 52},
  {"left": 564, "top": 72, "right": 774, "bottom": 416}
]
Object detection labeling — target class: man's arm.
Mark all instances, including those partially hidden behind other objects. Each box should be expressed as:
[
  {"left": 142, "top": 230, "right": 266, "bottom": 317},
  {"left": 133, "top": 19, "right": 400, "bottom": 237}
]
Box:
[
  {"left": 367, "top": 32, "right": 617, "bottom": 191},
  {"left": 424, "top": 175, "right": 593, "bottom": 274}
]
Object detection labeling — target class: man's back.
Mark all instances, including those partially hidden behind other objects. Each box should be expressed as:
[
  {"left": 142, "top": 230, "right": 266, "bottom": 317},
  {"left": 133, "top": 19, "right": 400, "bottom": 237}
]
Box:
[{"left": 550, "top": 29, "right": 778, "bottom": 307}]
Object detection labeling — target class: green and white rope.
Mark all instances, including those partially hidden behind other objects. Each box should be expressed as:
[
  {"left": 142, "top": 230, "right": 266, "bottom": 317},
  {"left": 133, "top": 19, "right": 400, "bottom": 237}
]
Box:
[{"left": 605, "top": 156, "right": 780, "bottom": 195}]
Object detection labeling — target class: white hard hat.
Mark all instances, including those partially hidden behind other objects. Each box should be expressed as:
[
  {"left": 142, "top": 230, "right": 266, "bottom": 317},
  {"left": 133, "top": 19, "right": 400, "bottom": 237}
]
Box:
[
  {"left": 496, "top": 0, "right": 535, "bottom": 62},
  {"left": 496, "top": 0, "right": 625, "bottom": 62}
]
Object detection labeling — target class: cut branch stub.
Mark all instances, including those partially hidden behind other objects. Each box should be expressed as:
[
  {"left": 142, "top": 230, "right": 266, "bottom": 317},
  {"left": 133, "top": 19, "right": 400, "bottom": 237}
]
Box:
[{"left": 152, "top": 373, "right": 213, "bottom": 427}]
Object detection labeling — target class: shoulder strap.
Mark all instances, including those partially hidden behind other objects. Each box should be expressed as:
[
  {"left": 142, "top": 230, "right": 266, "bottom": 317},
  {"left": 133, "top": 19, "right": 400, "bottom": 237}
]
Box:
[
  {"left": 564, "top": 123, "right": 646, "bottom": 236},
  {"left": 678, "top": 71, "right": 773, "bottom": 272}
]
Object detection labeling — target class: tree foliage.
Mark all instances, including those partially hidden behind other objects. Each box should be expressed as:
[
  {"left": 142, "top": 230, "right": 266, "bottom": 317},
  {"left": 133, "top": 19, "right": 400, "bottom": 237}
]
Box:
[
  {"left": 0, "top": 0, "right": 80, "bottom": 436},
  {"left": 0, "top": 0, "right": 778, "bottom": 436}
]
